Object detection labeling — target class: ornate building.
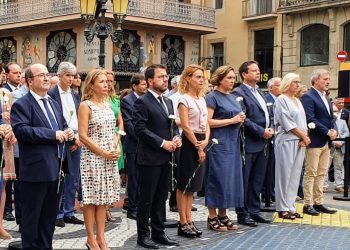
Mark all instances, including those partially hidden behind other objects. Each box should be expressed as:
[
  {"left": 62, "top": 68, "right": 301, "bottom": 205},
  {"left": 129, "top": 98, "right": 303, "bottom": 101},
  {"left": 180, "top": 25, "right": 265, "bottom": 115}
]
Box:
[{"left": 0, "top": 0, "right": 215, "bottom": 88}]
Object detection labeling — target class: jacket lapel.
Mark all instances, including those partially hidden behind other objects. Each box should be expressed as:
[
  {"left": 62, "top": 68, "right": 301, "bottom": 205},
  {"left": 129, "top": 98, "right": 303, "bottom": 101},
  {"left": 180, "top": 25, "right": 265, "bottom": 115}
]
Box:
[
  {"left": 28, "top": 93, "right": 52, "bottom": 129},
  {"left": 49, "top": 98, "right": 64, "bottom": 129},
  {"left": 310, "top": 88, "right": 332, "bottom": 118},
  {"left": 241, "top": 84, "right": 264, "bottom": 112},
  {"left": 147, "top": 92, "right": 169, "bottom": 119}
]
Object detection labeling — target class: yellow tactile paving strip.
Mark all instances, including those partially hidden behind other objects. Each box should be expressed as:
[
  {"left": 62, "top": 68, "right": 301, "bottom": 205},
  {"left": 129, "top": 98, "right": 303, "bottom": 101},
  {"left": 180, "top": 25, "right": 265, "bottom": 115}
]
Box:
[{"left": 273, "top": 203, "right": 350, "bottom": 227}]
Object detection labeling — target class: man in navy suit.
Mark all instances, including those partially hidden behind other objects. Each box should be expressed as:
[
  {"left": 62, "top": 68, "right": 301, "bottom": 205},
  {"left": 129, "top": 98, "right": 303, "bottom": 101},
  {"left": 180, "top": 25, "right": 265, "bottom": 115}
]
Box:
[
  {"left": 11, "top": 64, "right": 74, "bottom": 249},
  {"left": 263, "top": 77, "right": 281, "bottom": 204},
  {"left": 334, "top": 97, "right": 350, "bottom": 128},
  {"left": 300, "top": 69, "right": 337, "bottom": 215},
  {"left": 48, "top": 62, "right": 83, "bottom": 227},
  {"left": 133, "top": 64, "right": 181, "bottom": 249},
  {"left": 234, "top": 61, "right": 274, "bottom": 226},
  {"left": 121, "top": 73, "right": 147, "bottom": 220}
]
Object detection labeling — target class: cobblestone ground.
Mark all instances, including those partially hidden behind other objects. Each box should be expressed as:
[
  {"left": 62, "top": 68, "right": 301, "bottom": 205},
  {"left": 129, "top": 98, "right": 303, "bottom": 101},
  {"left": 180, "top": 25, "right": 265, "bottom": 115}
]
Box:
[{"left": 0, "top": 184, "right": 350, "bottom": 249}]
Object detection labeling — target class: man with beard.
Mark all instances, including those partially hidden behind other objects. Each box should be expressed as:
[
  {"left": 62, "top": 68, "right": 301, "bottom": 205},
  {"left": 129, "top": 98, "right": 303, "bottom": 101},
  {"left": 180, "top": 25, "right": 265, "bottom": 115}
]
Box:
[{"left": 133, "top": 64, "right": 181, "bottom": 249}]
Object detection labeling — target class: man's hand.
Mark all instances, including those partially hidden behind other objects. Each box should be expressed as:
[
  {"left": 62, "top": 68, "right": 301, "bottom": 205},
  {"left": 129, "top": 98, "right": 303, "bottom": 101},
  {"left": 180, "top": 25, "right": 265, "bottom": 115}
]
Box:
[
  {"left": 56, "top": 131, "right": 68, "bottom": 143},
  {"left": 162, "top": 140, "right": 177, "bottom": 152},
  {"left": 263, "top": 128, "right": 274, "bottom": 139},
  {"left": 328, "top": 129, "right": 338, "bottom": 140},
  {"left": 2, "top": 112, "right": 10, "bottom": 124},
  {"left": 172, "top": 136, "right": 182, "bottom": 148},
  {"left": 65, "top": 128, "right": 75, "bottom": 141},
  {"left": 334, "top": 141, "right": 342, "bottom": 148},
  {"left": 198, "top": 149, "right": 206, "bottom": 163}
]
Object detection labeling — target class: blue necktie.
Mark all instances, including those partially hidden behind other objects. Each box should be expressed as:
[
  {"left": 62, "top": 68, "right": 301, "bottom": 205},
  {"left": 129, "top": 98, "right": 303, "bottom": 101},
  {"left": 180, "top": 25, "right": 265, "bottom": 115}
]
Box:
[{"left": 42, "top": 98, "right": 63, "bottom": 158}]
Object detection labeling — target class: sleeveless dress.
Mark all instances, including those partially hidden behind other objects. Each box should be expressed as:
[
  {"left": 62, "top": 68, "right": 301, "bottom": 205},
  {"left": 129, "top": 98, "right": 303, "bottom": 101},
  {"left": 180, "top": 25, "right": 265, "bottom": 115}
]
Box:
[
  {"left": 80, "top": 101, "right": 120, "bottom": 205},
  {"left": 109, "top": 96, "right": 125, "bottom": 171}
]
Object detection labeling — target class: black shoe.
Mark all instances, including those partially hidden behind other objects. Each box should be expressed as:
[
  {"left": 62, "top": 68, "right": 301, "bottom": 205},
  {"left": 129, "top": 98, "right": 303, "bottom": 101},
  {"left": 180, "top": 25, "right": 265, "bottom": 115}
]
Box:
[
  {"left": 64, "top": 216, "right": 84, "bottom": 225},
  {"left": 250, "top": 214, "right": 271, "bottom": 224},
  {"left": 191, "top": 206, "right": 198, "bottom": 212},
  {"left": 137, "top": 237, "right": 159, "bottom": 249},
  {"left": 151, "top": 234, "right": 179, "bottom": 246},
  {"left": 177, "top": 223, "right": 197, "bottom": 238},
  {"left": 197, "top": 191, "right": 205, "bottom": 197},
  {"left": 127, "top": 211, "right": 137, "bottom": 220},
  {"left": 303, "top": 205, "right": 320, "bottom": 216},
  {"left": 4, "top": 212, "right": 15, "bottom": 221},
  {"left": 237, "top": 216, "right": 258, "bottom": 227},
  {"left": 189, "top": 221, "right": 202, "bottom": 237},
  {"left": 55, "top": 218, "right": 65, "bottom": 227},
  {"left": 313, "top": 204, "right": 337, "bottom": 214},
  {"left": 169, "top": 205, "right": 178, "bottom": 212}
]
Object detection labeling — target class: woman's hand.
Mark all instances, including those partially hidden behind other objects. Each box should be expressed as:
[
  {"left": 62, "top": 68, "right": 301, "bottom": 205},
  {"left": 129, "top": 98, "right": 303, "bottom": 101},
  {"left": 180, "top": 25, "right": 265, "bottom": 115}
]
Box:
[
  {"left": 198, "top": 149, "right": 206, "bottom": 163},
  {"left": 196, "top": 139, "right": 208, "bottom": 151},
  {"left": 299, "top": 135, "right": 311, "bottom": 147},
  {"left": 101, "top": 149, "right": 120, "bottom": 161},
  {"left": 231, "top": 112, "right": 246, "bottom": 125}
]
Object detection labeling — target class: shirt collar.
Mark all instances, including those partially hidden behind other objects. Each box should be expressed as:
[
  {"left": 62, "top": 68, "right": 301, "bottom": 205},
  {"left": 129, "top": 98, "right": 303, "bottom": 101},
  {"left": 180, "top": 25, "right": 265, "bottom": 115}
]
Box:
[
  {"left": 7, "top": 82, "right": 17, "bottom": 91},
  {"left": 133, "top": 91, "right": 140, "bottom": 99},
  {"left": 269, "top": 93, "right": 277, "bottom": 100},
  {"left": 148, "top": 88, "right": 162, "bottom": 99},
  {"left": 30, "top": 90, "right": 50, "bottom": 102},
  {"left": 57, "top": 83, "right": 71, "bottom": 94},
  {"left": 243, "top": 82, "right": 258, "bottom": 92},
  {"left": 312, "top": 86, "right": 326, "bottom": 97}
]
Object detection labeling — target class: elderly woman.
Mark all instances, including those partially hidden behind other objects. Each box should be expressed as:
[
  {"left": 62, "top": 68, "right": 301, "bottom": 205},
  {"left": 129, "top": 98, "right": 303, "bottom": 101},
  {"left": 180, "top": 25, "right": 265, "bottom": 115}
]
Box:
[
  {"left": 274, "top": 73, "right": 310, "bottom": 219},
  {"left": 205, "top": 65, "right": 245, "bottom": 231}
]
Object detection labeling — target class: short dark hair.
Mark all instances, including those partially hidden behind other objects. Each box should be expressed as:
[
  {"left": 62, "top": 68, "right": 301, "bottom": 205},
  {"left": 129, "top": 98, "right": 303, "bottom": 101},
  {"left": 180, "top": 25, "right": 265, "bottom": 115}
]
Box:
[
  {"left": 130, "top": 73, "right": 145, "bottom": 87},
  {"left": 4, "top": 62, "right": 18, "bottom": 74},
  {"left": 238, "top": 60, "right": 258, "bottom": 80},
  {"left": 25, "top": 66, "right": 33, "bottom": 85},
  {"left": 144, "top": 64, "right": 167, "bottom": 84}
]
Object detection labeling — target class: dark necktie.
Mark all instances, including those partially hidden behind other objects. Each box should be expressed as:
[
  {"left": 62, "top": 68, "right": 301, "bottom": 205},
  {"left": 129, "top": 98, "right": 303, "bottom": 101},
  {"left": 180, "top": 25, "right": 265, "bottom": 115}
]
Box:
[
  {"left": 158, "top": 96, "right": 168, "bottom": 115},
  {"left": 42, "top": 98, "right": 63, "bottom": 157}
]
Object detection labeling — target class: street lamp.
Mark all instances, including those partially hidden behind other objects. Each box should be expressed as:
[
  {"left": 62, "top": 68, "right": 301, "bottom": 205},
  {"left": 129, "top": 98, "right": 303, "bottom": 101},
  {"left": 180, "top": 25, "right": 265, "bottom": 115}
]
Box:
[{"left": 80, "top": 0, "right": 129, "bottom": 68}]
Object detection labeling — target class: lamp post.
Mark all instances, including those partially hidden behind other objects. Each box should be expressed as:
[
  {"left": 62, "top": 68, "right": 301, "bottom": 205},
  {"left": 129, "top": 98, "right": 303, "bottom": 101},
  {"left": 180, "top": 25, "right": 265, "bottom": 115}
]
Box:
[{"left": 80, "top": 0, "right": 129, "bottom": 68}]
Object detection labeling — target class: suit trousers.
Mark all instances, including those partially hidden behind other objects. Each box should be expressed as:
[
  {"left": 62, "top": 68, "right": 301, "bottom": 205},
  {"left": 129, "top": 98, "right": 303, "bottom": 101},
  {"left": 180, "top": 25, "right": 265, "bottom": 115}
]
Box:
[
  {"left": 137, "top": 164, "right": 170, "bottom": 239},
  {"left": 304, "top": 143, "right": 330, "bottom": 206},
  {"left": 126, "top": 153, "right": 139, "bottom": 212},
  {"left": 57, "top": 148, "right": 81, "bottom": 219},
  {"left": 14, "top": 157, "right": 21, "bottom": 225},
  {"left": 21, "top": 180, "right": 61, "bottom": 250},
  {"left": 236, "top": 150, "right": 268, "bottom": 217},
  {"left": 324, "top": 148, "right": 344, "bottom": 189}
]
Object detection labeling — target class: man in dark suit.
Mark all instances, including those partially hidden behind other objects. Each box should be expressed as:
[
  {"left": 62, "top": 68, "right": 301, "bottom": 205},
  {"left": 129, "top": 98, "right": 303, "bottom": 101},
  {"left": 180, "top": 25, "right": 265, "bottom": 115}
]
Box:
[
  {"left": 263, "top": 77, "right": 281, "bottom": 204},
  {"left": 3, "top": 62, "right": 22, "bottom": 222},
  {"left": 11, "top": 64, "right": 74, "bottom": 249},
  {"left": 334, "top": 97, "right": 350, "bottom": 128},
  {"left": 234, "top": 61, "right": 274, "bottom": 226},
  {"left": 133, "top": 64, "right": 181, "bottom": 249},
  {"left": 48, "top": 62, "right": 83, "bottom": 227},
  {"left": 300, "top": 69, "right": 337, "bottom": 216},
  {"left": 121, "top": 73, "right": 147, "bottom": 220}
]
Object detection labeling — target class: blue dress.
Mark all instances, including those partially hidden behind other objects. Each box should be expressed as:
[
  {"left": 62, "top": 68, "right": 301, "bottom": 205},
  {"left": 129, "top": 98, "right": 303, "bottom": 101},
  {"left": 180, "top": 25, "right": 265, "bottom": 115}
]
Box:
[{"left": 205, "top": 90, "right": 244, "bottom": 208}]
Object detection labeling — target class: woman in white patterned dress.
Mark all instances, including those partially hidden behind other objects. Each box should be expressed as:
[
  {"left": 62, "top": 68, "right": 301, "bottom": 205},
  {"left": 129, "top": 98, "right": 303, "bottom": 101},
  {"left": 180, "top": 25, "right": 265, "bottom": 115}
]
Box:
[{"left": 79, "top": 69, "right": 120, "bottom": 250}]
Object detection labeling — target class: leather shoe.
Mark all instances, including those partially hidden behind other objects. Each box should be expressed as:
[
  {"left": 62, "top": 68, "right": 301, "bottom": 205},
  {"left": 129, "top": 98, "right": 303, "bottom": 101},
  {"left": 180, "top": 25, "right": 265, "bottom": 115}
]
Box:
[
  {"left": 137, "top": 237, "right": 159, "bottom": 249},
  {"left": 55, "top": 218, "right": 65, "bottom": 227},
  {"left": 64, "top": 216, "right": 84, "bottom": 224},
  {"left": 303, "top": 205, "right": 320, "bottom": 216},
  {"left": 151, "top": 234, "right": 179, "bottom": 246},
  {"left": 237, "top": 216, "right": 258, "bottom": 227},
  {"left": 191, "top": 206, "right": 198, "bottom": 212},
  {"left": 250, "top": 214, "right": 271, "bottom": 224},
  {"left": 4, "top": 212, "right": 15, "bottom": 221},
  {"left": 313, "top": 204, "right": 337, "bottom": 214},
  {"left": 127, "top": 211, "right": 137, "bottom": 220},
  {"left": 169, "top": 205, "right": 178, "bottom": 212}
]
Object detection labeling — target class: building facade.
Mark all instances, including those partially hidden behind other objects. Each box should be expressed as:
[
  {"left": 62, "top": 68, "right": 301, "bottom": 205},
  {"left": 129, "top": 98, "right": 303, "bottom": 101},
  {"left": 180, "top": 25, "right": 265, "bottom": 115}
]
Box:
[{"left": 0, "top": 0, "right": 215, "bottom": 88}]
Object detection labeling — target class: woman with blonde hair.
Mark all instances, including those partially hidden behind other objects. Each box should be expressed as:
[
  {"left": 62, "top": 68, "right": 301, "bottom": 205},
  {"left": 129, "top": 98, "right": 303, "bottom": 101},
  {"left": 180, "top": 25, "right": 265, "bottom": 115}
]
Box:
[
  {"left": 79, "top": 69, "right": 120, "bottom": 250},
  {"left": 205, "top": 65, "right": 245, "bottom": 232},
  {"left": 274, "top": 73, "right": 310, "bottom": 219},
  {"left": 176, "top": 64, "right": 210, "bottom": 238}
]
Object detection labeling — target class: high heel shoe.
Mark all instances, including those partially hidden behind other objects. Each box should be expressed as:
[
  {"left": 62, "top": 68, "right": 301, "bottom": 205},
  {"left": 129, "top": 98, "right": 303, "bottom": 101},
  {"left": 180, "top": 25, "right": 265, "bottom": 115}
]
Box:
[
  {"left": 189, "top": 221, "right": 202, "bottom": 237},
  {"left": 177, "top": 222, "right": 196, "bottom": 238},
  {"left": 106, "top": 209, "right": 117, "bottom": 222}
]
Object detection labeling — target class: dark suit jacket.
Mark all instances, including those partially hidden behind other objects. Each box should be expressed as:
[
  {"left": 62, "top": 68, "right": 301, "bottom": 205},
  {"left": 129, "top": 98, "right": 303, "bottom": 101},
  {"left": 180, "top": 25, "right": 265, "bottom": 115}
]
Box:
[
  {"left": 121, "top": 92, "right": 138, "bottom": 154},
  {"left": 234, "top": 84, "right": 272, "bottom": 153},
  {"left": 132, "top": 91, "right": 179, "bottom": 166},
  {"left": 340, "top": 108, "right": 350, "bottom": 128},
  {"left": 10, "top": 92, "right": 69, "bottom": 182},
  {"left": 2, "top": 83, "right": 13, "bottom": 92},
  {"left": 300, "top": 87, "right": 336, "bottom": 148},
  {"left": 48, "top": 85, "right": 80, "bottom": 115}
]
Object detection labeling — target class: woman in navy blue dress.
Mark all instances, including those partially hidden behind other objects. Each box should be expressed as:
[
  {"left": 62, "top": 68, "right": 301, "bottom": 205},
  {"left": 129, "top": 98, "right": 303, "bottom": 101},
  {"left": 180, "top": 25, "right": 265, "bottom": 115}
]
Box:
[{"left": 205, "top": 65, "right": 245, "bottom": 232}]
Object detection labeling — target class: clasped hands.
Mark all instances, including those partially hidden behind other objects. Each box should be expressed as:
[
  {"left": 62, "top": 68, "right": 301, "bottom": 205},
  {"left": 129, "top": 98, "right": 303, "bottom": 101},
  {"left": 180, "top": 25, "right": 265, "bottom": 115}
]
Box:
[
  {"left": 0, "top": 124, "right": 16, "bottom": 145},
  {"left": 162, "top": 135, "right": 182, "bottom": 152},
  {"left": 299, "top": 133, "right": 311, "bottom": 147},
  {"left": 327, "top": 129, "right": 338, "bottom": 141},
  {"left": 56, "top": 128, "right": 74, "bottom": 143},
  {"left": 263, "top": 128, "right": 274, "bottom": 140},
  {"left": 232, "top": 112, "right": 246, "bottom": 125}
]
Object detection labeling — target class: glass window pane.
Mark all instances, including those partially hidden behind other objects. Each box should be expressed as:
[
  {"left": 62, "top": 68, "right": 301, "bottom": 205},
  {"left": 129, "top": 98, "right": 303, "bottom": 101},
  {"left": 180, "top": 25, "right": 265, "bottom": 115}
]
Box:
[
  {"left": 344, "top": 23, "right": 350, "bottom": 58},
  {"left": 215, "top": 0, "right": 223, "bottom": 9},
  {"left": 300, "top": 24, "right": 329, "bottom": 66}
]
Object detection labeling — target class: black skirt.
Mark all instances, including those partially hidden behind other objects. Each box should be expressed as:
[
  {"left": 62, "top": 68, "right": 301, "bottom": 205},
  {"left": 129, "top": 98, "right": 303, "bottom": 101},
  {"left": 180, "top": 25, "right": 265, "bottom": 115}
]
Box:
[{"left": 177, "top": 133, "right": 205, "bottom": 192}]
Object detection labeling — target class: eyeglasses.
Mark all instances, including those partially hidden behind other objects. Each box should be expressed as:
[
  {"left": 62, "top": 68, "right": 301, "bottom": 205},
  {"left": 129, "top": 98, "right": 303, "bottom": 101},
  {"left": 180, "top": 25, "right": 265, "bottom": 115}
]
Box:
[
  {"left": 32, "top": 73, "right": 51, "bottom": 79},
  {"left": 157, "top": 74, "right": 169, "bottom": 80}
]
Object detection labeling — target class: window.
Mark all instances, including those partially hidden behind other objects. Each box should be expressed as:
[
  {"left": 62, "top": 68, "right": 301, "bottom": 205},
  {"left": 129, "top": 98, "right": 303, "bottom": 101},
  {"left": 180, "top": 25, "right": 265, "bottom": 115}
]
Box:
[
  {"left": 215, "top": 0, "right": 223, "bottom": 9},
  {"left": 212, "top": 42, "right": 224, "bottom": 70},
  {"left": 344, "top": 23, "right": 350, "bottom": 58},
  {"left": 300, "top": 24, "right": 329, "bottom": 66}
]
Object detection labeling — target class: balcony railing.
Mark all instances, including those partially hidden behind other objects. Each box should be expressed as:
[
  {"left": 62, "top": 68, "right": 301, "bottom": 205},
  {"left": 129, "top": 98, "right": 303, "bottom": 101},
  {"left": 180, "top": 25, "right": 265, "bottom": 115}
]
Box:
[
  {"left": 279, "top": 0, "right": 350, "bottom": 12},
  {"left": 0, "top": 0, "right": 215, "bottom": 28},
  {"left": 242, "top": 0, "right": 277, "bottom": 18}
]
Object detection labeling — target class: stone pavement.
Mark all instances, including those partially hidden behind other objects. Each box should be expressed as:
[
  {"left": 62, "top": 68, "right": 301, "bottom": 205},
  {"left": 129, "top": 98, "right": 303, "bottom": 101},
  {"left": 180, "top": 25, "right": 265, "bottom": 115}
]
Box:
[{"left": 0, "top": 184, "right": 350, "bottom": 249}]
